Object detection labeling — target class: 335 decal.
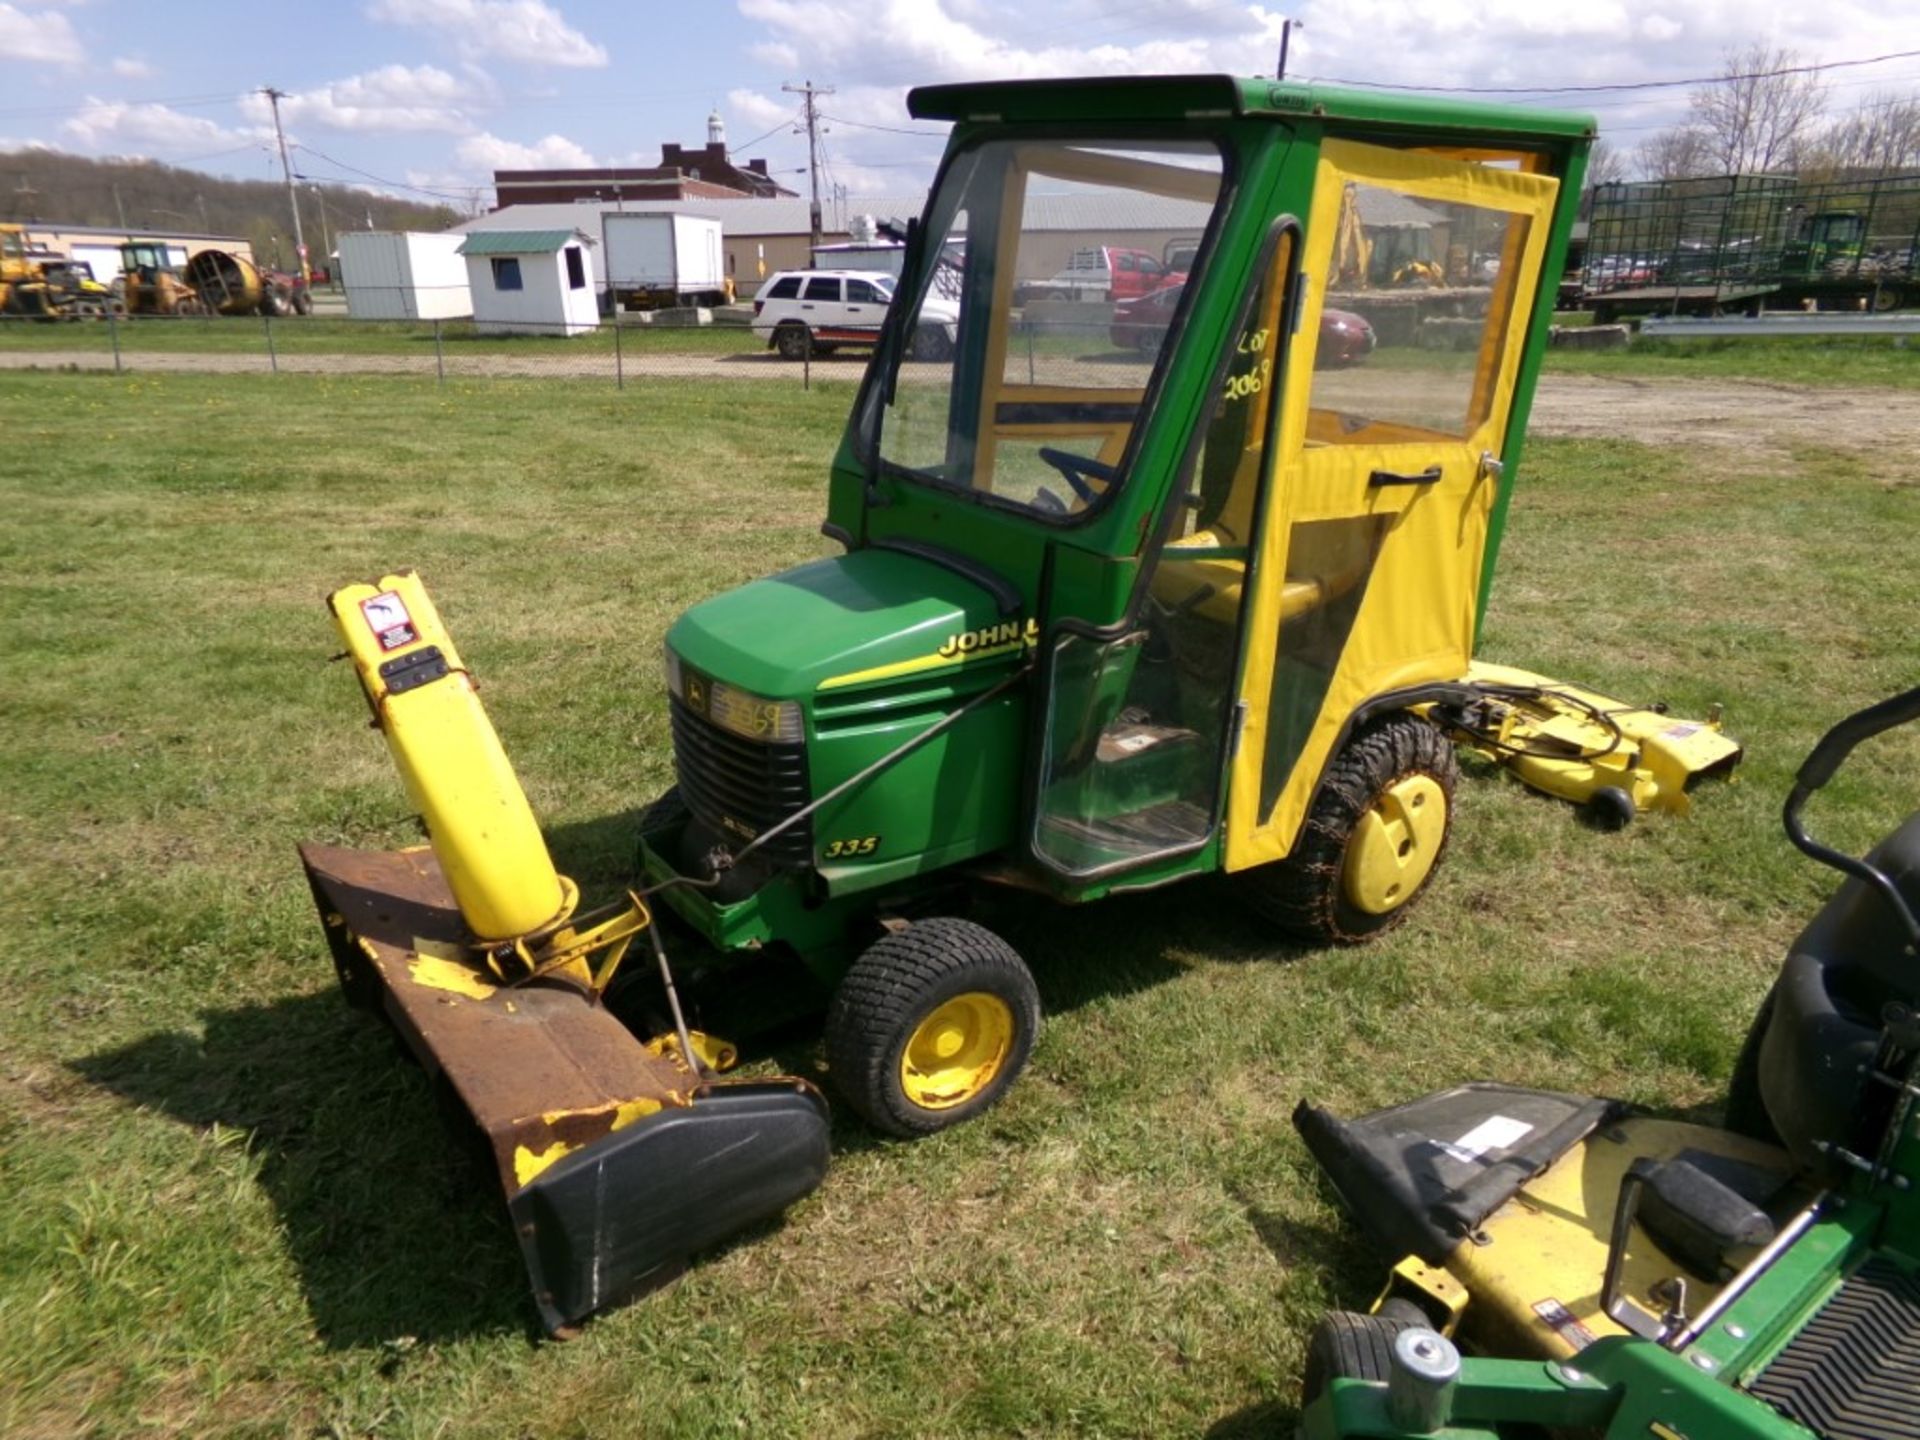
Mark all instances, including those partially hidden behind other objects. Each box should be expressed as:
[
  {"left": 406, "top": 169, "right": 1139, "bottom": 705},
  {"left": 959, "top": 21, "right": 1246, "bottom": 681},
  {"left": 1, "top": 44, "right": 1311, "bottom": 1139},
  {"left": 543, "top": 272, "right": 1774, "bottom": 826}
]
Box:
[{"left": 822, "top": 834, "right": 881, "bottom": 859}]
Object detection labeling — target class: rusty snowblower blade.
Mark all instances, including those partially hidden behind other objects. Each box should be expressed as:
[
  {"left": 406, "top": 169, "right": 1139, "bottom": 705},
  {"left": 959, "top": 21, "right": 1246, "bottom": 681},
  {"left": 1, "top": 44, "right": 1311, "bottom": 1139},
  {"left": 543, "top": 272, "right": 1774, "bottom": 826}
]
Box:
[{"left": 300, "top": 840, "right": 831, "bottom": 1335}]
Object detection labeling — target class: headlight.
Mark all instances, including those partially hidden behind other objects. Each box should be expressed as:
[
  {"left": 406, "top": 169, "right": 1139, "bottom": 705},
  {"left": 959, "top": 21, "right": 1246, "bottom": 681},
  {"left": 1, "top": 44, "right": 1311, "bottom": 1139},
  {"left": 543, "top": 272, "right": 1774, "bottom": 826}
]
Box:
[{"left": 665, "top": 649, "right": 804, "bottom": 744}]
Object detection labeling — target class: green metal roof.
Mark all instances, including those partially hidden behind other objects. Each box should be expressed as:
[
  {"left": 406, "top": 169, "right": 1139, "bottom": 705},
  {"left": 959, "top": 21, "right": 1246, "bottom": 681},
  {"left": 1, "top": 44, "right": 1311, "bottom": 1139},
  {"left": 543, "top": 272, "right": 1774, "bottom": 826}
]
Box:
[
  {"left": 456, "top": 229, "right": 584, "bottom": 256},
  {"left": 908, "top": 73, "right": 1595, "bottom": 141}
]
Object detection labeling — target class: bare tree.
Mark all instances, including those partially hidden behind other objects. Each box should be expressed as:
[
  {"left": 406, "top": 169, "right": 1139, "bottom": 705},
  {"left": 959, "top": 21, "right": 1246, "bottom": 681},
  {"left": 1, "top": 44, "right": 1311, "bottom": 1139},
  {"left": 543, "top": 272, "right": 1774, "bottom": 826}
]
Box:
[
  {"left": 1584, "top": 139, "right": 1628, "bottom": 188},
  {"left": 1795, "top": 91, "right": 1920, "bottom": 177},
  {"left": 1690, "top": 44, "right": 1829, "bottom": 174},
  {"left": 1636, "top": 126, "right": 1713, "bottom": 181}
]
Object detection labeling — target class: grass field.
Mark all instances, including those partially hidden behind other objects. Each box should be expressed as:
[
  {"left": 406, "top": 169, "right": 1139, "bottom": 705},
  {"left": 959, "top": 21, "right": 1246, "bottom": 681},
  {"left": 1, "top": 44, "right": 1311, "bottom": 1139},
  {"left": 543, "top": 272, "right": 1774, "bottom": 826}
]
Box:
[
  {"left": 2, "top": 365, "right": 1917, "bottom": 1438},
  {"left": 0, "top": 313, "right": 758, "bottom": 357},
  {"left": 4, "top": 312, "right": 1918, "bottom": 390}
]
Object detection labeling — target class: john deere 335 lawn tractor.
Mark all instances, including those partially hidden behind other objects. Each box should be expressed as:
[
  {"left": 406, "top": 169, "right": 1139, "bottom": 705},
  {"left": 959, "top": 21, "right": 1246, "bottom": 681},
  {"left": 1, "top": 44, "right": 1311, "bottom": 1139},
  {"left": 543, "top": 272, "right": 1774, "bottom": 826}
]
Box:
[{"left": 301, "top": 73, "right": 1737, "bottom": 1333}]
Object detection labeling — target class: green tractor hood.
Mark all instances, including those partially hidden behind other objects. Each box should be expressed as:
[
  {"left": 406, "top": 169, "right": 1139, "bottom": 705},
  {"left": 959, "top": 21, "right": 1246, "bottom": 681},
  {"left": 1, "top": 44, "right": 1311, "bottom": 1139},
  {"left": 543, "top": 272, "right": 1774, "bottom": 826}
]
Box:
[{"left": 666, "top": 548, "right": 1031, "bottom": 703}]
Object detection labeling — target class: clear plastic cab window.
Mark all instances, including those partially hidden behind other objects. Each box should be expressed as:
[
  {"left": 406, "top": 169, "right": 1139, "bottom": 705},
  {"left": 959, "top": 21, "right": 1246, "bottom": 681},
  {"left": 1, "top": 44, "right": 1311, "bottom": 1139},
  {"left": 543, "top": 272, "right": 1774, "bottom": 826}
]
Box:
[
  {"left": 872, "top": 137, "right": 1225, "bottom": 520},
  {"left": 1307, "top": 177, "right": 1534, "bottom": 445}
]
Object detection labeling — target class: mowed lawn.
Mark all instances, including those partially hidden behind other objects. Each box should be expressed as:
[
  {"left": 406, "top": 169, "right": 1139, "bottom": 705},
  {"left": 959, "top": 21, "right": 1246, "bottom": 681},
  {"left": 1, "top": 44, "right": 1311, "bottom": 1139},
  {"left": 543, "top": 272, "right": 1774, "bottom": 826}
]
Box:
[{"left": 2, "top": 365, "right": 1917, "bottom": 1438}]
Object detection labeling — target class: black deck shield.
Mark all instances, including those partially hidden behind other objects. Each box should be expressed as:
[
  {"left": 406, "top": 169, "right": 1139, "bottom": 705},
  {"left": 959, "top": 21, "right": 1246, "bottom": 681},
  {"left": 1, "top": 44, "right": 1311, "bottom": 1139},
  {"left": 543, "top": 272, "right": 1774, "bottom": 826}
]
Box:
[
  {"left": 300, "top": 840, "right": 832, "bottom": 1335},
  {"left": 512, "top": 1080, "right": 830, "bottom": 1334},
  {"left": 1294, "top": 1082, "right": 1622, "bottom": 1265}
]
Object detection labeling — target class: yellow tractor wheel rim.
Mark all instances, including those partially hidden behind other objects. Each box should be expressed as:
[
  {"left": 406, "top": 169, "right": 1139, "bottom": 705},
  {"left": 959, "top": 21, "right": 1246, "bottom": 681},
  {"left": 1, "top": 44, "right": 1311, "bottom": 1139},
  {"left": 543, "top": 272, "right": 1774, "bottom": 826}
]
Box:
[
  {"left": 899, "top": 992, "right": 1015, "bottom": 1111},
  {"left": 1342, "top": 774, "right": 1447, "bottom": 916}
]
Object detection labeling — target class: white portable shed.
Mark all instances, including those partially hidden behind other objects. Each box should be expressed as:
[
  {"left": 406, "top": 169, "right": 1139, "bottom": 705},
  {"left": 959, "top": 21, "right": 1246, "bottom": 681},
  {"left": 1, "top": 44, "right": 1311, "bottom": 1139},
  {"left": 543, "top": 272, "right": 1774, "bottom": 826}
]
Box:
[
  {"left": 457, "top": 229, "right": 599, "bottom": 337},
  {"left": 339, "top": 232, "right": 472, "bottom": 319}
]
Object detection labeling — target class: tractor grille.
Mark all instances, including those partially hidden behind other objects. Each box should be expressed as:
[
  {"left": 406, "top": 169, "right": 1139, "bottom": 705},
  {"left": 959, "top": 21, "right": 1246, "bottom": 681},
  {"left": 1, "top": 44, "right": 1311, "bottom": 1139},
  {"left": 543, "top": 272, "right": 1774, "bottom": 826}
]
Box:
[
  {"left": 1746, "top": 1256, "right": 1920, "bottom": 1439},
  {"left": 668, "top": 695, "right": 813, "bottom": 868}
]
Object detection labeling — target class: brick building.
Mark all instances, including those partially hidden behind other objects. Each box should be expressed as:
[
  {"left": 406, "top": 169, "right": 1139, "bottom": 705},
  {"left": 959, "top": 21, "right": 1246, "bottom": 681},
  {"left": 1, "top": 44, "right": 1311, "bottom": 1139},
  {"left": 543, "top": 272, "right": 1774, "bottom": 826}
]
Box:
[{"left": 492, "top": 111, "right": 796, "bottom": 208}]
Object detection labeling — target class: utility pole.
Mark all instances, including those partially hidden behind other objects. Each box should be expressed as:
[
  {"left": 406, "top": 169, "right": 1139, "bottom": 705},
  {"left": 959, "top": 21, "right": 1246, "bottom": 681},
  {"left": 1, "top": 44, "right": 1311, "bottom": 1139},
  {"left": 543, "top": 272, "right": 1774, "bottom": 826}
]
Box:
[
  {"left": 783, "top": 79, "right": 833, "bottom": 249},
  {"left": 1277, "top": 17, "right": 1302, "bottom": 81},
  {"left": 260, "top": 87, "right": 310, "bottom": 284},
  {"left": 310, "top": 184, "right": 332, "bottom": 276},
  {"left": 112, "top": 182, "right": 129, "bottom": 234}
]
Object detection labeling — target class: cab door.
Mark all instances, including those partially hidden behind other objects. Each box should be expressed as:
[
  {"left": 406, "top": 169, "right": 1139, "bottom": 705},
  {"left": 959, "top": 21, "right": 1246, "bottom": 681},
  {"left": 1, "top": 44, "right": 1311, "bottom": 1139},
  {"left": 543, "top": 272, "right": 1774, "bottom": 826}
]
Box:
[
  {"left": 1225, "top": 139, "right": 1560, "bottom": 869},
  {"left": 1029, "top": 222, "right": 1299, "bottom": 880}
]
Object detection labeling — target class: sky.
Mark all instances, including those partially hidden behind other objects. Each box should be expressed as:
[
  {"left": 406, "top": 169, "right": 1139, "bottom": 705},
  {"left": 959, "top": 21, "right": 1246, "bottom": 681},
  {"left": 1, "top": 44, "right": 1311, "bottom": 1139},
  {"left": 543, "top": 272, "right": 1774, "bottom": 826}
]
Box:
[{"left": 2, "top": 0, "right": 1918, "bottom": 212}]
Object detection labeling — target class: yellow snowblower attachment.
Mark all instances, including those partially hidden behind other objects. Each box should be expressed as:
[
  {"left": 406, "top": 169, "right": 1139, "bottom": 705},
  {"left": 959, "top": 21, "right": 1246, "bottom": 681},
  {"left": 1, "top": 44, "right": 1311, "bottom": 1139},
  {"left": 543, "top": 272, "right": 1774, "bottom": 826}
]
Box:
[{"left": 299, "top": 572, "right": 829, "bottom": 1334}]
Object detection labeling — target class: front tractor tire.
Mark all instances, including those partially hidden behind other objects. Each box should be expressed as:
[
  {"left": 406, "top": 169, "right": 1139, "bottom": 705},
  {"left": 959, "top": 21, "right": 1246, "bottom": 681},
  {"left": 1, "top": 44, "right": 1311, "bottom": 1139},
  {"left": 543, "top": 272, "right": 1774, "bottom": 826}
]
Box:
[
  {"left": 825, "top": 918, "right": 1040, "bottom": 1138},
  {"left": 1243, "top": 713, "right": 1459, "bottom": 945}
]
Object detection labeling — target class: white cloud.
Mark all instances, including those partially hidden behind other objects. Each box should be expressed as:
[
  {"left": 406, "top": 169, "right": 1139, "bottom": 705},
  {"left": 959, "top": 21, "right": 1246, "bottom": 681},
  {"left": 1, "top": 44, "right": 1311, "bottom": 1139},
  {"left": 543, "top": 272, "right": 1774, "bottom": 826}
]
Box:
[
  {"left": 367, "top": 0, "right": 607, "bottom": 67},
  {"left": 455, "top": 129, "right": 596, "bottom": 170},
  {"left": 236, "top": 64, "right": 476, "bottom": 135},
  {"left": 60, "top": 96, "right": 268, "bottom": 157},
  {"left": 722, "top": 0, "right": 1920, "bottom": 190},
  {"left": 109, "top": 55, "right": 155, "bottom": 78},
  {"left": 0, "top": 3, "right": 84, "bottom": 64}
]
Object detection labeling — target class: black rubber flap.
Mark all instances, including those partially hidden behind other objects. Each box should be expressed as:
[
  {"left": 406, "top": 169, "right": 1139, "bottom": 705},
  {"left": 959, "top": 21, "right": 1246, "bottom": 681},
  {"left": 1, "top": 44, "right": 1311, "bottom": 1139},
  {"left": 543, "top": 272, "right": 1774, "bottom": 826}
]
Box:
[
  {"left": 509, "top": 1080, "right": 831, "bottom": 1334},
  {"left": 1749, "top": 1256, "right": 1920, "bottom": 1439},
  {"left": 1294, "top": 1082, "right": 1618, "bottom": 1265}
]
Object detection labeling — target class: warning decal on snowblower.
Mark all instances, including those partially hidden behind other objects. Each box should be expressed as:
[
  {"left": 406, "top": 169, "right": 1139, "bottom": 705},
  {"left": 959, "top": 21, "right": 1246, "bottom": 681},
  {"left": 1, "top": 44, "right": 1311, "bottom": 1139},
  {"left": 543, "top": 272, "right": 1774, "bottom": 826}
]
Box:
[{"left": 360, "top": 589, "right": 417, "bottom": 652}]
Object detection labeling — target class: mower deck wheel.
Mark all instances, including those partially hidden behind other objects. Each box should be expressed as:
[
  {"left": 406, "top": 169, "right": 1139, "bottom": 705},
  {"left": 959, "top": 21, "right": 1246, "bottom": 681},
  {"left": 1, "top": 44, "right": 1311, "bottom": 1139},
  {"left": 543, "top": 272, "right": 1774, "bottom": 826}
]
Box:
[
  {"left": 1300, "top": 1310, "right": 1422, "bottom": 1405},
  {"left": 825, "top": 917, "right": 1039, "bottom": 1137},
  {"left": 1242, "top": 713, "right": 1459, "bottom": 945}
]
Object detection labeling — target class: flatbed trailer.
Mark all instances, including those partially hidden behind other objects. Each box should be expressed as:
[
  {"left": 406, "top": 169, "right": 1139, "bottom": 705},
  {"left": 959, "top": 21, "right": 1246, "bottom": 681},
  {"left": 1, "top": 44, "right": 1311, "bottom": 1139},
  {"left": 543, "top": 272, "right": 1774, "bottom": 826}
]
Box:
[{"left": 1583, "top": 170, "right": 1920, "bottom": 319}]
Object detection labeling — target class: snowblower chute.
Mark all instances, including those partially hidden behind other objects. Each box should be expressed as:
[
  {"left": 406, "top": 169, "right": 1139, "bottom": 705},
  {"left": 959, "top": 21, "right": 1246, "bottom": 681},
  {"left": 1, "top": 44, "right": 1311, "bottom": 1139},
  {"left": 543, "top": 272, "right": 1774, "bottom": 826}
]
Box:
[{"left": 299, "top": 572, "right": 829, "bottom": 1334}]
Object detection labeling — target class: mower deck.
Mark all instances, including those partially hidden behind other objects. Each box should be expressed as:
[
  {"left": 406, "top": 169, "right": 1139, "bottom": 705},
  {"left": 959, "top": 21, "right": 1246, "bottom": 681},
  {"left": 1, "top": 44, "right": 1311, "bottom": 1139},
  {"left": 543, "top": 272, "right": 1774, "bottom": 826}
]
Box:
[{"left": 1296, "top": 1084, "right": 1801, "bottom": 1356}]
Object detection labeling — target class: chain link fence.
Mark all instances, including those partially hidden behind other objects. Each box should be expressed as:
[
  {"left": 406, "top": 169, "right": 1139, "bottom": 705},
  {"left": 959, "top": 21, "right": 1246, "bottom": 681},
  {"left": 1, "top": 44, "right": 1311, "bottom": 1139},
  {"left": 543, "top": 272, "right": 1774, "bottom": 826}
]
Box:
[{"left": 0, "top": 304, "right": 884, "bottom": 390}]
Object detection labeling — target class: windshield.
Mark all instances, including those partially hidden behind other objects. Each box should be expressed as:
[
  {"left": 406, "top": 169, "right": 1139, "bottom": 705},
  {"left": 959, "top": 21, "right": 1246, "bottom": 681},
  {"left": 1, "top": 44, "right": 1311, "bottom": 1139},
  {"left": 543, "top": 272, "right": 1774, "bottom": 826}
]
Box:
[{"left": 866, "top": 136, "right": 1225, "bottom": 521}]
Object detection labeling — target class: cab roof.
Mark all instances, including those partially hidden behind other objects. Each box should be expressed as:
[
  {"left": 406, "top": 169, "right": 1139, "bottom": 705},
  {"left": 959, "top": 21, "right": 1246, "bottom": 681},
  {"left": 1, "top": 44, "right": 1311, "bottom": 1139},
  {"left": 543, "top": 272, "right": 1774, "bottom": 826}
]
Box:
[{"left": 908, "top": 73, "right": 1595, "bottom": 142}]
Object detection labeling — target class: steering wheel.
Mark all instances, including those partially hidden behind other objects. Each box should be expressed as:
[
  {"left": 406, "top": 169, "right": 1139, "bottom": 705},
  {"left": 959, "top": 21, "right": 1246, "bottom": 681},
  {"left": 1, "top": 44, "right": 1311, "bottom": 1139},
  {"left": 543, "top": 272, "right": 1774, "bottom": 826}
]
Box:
[{"left": 1036, "top": 447, "right": 1119, "bottom": 505}]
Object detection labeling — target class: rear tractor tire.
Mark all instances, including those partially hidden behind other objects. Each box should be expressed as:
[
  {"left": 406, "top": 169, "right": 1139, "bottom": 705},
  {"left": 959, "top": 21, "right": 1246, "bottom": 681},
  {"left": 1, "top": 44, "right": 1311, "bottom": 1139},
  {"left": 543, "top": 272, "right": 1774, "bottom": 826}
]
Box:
[
  {"left": 1241, "top": 712, "right": 1459, "bottom": 945},
  {"left": 825, "top": 917, "right": 1040, "bottom": 1137}
]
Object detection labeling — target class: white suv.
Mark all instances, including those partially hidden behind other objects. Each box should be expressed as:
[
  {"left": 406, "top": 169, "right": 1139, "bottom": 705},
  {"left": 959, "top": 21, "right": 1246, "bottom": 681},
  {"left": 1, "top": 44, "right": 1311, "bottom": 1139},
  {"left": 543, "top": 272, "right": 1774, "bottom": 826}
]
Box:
[{"left": 751, "top": 269, "right": 958, "bottom": 361}]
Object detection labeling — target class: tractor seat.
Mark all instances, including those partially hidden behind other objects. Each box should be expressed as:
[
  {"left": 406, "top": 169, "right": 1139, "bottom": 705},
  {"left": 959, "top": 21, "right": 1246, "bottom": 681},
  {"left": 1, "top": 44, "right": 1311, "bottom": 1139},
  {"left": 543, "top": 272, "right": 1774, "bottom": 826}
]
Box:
[
  {"left": 1752, "top": 811, "right": 1920, "bottom": 1172},
  {"left": 1154, "top": 528, "right": 1355, "bottom": 629}
]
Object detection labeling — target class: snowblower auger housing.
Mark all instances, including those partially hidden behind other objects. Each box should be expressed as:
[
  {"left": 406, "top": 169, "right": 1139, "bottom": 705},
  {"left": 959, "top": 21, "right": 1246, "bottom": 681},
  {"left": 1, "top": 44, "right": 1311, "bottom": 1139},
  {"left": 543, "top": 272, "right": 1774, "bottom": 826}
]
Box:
[{"left": 301, "top": 572, "right": 828, "bottom": 1335}]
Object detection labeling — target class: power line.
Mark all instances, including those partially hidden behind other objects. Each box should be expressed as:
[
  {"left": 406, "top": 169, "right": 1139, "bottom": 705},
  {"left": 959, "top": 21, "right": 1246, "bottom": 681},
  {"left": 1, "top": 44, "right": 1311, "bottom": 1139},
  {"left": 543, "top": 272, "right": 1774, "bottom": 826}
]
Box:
[
  {"left": 0, "top": 91, "right": 242, "bottom": 121},
  {"left": 1314, "top": 46, "right": 1920, "bottom": 97},
  {"left": 291, "top": 143, "right": 479, "bottom": 205},
  {"left": 819, "top": 113, "right": 946, "bottom": 138},
  {"left": 732, "top": 113, "right": 800, "bottom": 153}
]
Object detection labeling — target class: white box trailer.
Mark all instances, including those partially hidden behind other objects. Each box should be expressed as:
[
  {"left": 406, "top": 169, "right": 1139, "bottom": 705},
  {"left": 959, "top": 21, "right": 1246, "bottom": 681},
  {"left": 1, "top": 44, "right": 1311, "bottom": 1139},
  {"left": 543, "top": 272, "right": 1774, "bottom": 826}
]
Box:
[
  {"left": 338, "top": 232, "right": 472, "bottom": 320},
  {"left": 603, "top": 212, "right": 728, "bottom": 309}
]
